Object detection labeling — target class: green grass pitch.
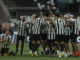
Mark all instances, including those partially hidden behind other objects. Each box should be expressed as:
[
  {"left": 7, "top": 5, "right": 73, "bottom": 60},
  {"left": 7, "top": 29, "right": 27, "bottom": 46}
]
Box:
[{"left": 0, "top": 43, "right": 80, "bottom": 60}]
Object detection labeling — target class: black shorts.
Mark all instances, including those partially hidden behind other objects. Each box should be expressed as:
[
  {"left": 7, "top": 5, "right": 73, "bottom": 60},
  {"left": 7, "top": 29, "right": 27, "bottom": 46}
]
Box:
[
  {"left": 69, "top": 34, "right": 72, "bottom": 39},
  {"left": 41, "top": 34, "right": 47, "bottom": 40},
  {"left": 71, "top": 34, "right": 78, "bottom": 42},
  {"left": 1, "top": 48, "right": 9, "bottom": 55},
  {"left": 30, "top": 34, "right": 41, "bottom": 41},
  {"left": 64, "top": 35, "right": 70, "bottom": 43},
  {"left": 47, "top": 40, "right": 55, "bottom": 46},
  {"left": 17, "top": 35, "right": 25, "bottom": 42},
  {"left": 56, "top": 35, "right": 64, "bottom": 42}
]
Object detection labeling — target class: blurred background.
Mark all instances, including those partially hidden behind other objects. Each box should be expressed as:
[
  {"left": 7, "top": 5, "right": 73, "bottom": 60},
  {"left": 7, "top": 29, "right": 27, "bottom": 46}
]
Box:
[{"left": 0, "top": 0, "right": 80, "bottom": 23}]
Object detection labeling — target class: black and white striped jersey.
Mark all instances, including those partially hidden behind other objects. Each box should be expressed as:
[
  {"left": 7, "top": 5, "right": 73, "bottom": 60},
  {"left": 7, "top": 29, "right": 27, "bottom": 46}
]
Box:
[
  {"left": 56, "top": 19, "right": 65, "bottom": 35},
  {"left": 40, "top": 17, "right": 45, "bottom": 25},
  {"left": 64, "top": 21, "right": 71, "bottom": 35},
  {"left": 28, "top": 23, "right": 32, "bottom": 34},
  {"left": 64, "top": 26, "right": 71, "bottom": 36},
  {"left": 50, "top": 17, "right": 56, "bottom": 23},
  {"left": 73, "top": 19, "right": 80, "bottom": 35},
  {"left": 41, "top": 25, "right": 47, "bottom": 34},
  {"left": 16, "top": 21, "right": 26, "bottom": 36},
  {"left": 40, "top": 18, "right": 46, "bottom": 34},
  {"left": 50, "top": 17, "right": 58, "bottom": 30},
  {"left": 0, "top": 34, "right": 11, "bottom": 48},
  {"left": 46, "top": 25, "right": 56, "bottom": 40},
  {"left": 32, "top": 18, "right": 44, "bottom": 35},
  {"left": 26, "top": 20, "right": 33, "bottom": 35},
  {"left": 77, "top": 17, "right": 80, "bottom": 31}
]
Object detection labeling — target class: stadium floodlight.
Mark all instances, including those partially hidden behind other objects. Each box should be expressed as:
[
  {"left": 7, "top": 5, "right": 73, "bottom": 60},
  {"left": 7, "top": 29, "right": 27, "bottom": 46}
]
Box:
[
  {"left": 33, "top": 0, "right": 37, "bottom": 2},
  {"left": 47, "top": 1, "right": 50, "bottom": 4},
  {"left": 42, "top": 4, "right": 45, "bottom": 8},
  {"left": 77, "top": 0, "right": 80, "bottom": 2},
  {"left": 52, "top": 7, "right": 56, "bottom": 10}
]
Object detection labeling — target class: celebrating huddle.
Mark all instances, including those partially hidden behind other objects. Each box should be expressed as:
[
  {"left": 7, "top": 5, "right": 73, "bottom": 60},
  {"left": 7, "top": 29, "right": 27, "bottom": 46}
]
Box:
[{"left": 0, "top": 6, "right": 80, "bottom": 58}]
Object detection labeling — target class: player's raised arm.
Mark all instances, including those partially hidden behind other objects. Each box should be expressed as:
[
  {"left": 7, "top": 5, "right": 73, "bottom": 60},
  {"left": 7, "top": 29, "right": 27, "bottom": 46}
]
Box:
[{"left": 47, "top": 5, "right": 57, "bottom": 18}]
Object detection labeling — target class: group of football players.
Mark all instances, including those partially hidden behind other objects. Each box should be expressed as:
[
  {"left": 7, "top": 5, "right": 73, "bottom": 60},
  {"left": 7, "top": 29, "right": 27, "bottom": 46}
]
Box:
[{"left": 0, "top": 5, "right": 80, "bottom": 57}]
